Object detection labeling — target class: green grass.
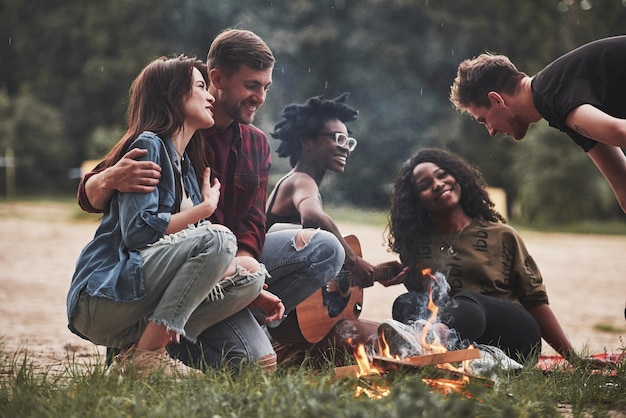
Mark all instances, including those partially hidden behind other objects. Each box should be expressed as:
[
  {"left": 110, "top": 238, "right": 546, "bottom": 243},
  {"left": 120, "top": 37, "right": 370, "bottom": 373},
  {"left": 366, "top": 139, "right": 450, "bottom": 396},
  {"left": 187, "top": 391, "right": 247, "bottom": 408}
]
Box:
[
  {"left": 1, "top": 346, "right": 624, "bottom": 418},
  {"left": 1, "top": 200, "right": 624, "bottom": 416},
  {"left": 593, "top": 323, "right": 626, "bottom": 334},
  {"left": 325, "top": 205, "right": 391, "bottom": 228}
]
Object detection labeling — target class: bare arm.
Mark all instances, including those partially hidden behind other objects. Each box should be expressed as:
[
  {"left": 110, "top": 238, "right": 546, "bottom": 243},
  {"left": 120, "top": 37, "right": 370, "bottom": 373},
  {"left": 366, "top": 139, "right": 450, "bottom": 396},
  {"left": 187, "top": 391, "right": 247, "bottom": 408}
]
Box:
[
  {"left": 294, "top": 179, "right": 375, "bottom": 286},
  {"left": 586, "top": 142, "right": 626, "bottom": 213},
  {"left": 527, "top": 304, "right": 574, "bottom": 360},
  {"left": 528, "top": 304, "right": 610, "bottom": 369},
  {"left": 85, "top": 148, "right": 162, "bottom": 211},
  {"left": 566, "top": 104, "right": 626, "bottom": 148}
]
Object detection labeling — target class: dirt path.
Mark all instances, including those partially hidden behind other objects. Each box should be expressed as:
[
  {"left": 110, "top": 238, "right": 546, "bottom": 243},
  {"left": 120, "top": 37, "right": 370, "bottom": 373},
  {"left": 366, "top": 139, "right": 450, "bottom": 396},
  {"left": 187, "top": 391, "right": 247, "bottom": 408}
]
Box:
[{"left": 0, "top": 202, "right": 623, "bottom": 372}]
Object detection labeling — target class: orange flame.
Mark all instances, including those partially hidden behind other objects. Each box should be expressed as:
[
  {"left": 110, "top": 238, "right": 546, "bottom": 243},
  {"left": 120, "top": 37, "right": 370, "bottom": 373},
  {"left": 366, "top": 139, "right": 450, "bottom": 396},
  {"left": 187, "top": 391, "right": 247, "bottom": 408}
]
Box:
[
  {"left": 418, "top": 269, "right": 449, "bottom": 355},
  {"left": 349, "top": 268, "right": 479, "bottom": 399},
  {"left": 377, "top": 330, "right": 403, "bottom": 360},
  {"left": 355, "top": 344, "right": 378, "bottom": 376}
]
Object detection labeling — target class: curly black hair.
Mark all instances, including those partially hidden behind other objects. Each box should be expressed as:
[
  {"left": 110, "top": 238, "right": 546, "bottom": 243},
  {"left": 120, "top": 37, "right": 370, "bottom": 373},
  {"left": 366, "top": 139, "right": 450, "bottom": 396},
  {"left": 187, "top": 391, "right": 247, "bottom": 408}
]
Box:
[
  {"left": 271, "top": 93, "right": 358, "bottom": 167},
  {"left": 387, "top": 148, "right": 505, "bottom": 267}
]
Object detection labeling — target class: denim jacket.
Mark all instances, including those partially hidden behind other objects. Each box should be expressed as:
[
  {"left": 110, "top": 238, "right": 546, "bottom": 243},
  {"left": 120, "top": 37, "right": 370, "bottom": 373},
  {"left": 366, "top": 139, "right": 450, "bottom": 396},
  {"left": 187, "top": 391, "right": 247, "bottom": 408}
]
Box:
[{"left": 67, "top": 131, "right": 202, "bottom": 330}]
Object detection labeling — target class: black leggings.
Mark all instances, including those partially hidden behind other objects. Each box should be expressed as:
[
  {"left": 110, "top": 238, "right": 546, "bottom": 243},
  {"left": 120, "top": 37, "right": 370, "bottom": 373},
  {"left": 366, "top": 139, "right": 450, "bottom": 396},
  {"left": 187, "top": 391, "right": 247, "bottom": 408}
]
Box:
[{"left": 392, "top": 291, "right": 541, "bottom": 363}]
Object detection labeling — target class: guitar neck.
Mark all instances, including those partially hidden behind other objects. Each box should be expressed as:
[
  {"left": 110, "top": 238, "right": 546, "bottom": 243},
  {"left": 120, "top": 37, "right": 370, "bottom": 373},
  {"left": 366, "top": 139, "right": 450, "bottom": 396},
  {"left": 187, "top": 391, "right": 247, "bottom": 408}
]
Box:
[{"left": 372, "top": 261, "right": 401, "bottom": 283}]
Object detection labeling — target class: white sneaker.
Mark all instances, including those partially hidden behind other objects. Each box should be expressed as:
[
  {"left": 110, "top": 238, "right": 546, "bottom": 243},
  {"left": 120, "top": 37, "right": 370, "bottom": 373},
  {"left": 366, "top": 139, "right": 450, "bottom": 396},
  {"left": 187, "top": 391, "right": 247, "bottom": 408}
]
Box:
[
  {"left": 469, "top": 344, "right": 523, "bottom": 380},
  {"left": 113, "top": 346, "right": 203, "bottom": 378},
  {"left": 378, "top": 319, "right": 422, "bottom": 357}
]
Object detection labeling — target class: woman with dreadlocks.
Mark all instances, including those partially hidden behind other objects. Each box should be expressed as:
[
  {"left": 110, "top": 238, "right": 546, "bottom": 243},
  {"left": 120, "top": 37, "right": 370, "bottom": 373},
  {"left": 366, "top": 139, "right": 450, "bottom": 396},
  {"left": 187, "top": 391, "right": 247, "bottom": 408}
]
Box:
[
  {"left": 261, "top": 94, "right": 401, "bottom": 365},
  {"left": 266, "top": 93, "right": 374, "bottom": 283}
]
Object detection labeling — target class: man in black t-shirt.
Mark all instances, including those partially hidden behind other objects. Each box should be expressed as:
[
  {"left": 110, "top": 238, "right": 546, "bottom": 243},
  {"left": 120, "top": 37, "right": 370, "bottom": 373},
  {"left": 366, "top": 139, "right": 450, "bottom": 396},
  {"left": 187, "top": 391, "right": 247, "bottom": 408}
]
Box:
[{"left": 449, "top": 36, "right": 626, "bottom": 214}]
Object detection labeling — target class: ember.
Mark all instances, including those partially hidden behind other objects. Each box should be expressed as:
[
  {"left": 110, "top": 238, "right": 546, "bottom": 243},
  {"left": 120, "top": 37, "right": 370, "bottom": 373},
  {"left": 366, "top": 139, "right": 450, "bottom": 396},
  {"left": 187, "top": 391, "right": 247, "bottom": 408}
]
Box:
[
  {"left": 422, "top": 377, "right": 470, "bottom": 395},
  {"left": 354, "top": 379, "right": 391, "bottom": 400}
]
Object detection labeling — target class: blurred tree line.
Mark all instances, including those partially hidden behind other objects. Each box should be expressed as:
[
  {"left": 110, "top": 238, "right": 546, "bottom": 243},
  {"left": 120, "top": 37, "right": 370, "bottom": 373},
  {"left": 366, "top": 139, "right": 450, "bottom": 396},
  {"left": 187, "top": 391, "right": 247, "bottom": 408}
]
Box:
[{"left": 1, "top": 0, "right": 624, "bottom": 225}]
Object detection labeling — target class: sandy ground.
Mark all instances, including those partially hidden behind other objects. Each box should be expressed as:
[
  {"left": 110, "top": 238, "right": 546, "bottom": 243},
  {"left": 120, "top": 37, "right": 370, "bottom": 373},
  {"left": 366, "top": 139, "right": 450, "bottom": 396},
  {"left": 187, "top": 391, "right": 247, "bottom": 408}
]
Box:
[{"left": 0, "top": 202, "right": 624, "bottom": 373}]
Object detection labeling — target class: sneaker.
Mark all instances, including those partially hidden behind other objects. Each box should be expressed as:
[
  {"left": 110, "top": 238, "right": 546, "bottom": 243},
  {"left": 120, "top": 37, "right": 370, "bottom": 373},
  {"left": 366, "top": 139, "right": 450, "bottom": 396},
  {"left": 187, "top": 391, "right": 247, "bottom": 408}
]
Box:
[
  {"left": 114, "top": 346, "right": 203, "bottom": 378},
  {"left": 378, "top": 319, "right": 422, "bottom": 357},
  {"left": 469, "top": 344, "right": 523, "bottom": 380}
]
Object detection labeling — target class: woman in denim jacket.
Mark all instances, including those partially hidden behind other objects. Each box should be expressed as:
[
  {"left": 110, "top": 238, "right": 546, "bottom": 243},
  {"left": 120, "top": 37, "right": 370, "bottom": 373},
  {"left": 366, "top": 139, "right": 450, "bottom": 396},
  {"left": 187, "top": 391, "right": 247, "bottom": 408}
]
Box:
[{"left": 67, "top": 56, "right": 282, "bottom": 377}]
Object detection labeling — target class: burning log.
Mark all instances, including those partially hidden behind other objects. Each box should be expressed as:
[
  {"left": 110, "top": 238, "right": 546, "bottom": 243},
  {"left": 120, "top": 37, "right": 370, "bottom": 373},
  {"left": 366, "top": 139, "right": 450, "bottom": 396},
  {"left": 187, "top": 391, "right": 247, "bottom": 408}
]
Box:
[
  {"left": 371, "top": 351, "right": 494, "bottom": 393},
  {"left": 334, "top": 347, "right": 494, "bottom": 398},
  {"left": 372, "top": 347, "right": 480, "bottom": 367},
  {"left": 336, "top": 269, "right": 498, "bottom": 398},
  {"left": 335, "top": 348, "right": 483, "bottom": 379}
]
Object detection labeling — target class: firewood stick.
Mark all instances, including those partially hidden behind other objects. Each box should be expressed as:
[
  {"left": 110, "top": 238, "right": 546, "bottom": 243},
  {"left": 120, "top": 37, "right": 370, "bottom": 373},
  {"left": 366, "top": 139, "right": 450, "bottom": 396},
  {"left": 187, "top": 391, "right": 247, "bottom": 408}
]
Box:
[
  {"left": 334, "top": 365, "right": 360, "bottom": 378},
  {"left": 374, "top": 348, "right": 480, "bottom": 366}
]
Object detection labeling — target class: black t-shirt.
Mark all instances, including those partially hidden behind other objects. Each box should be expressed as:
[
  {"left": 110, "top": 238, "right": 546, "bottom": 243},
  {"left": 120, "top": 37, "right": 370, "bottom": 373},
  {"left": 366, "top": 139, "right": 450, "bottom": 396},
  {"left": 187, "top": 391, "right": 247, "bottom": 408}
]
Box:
[{"left": 531, "top": 35, "right": 626, "bottom": 152}]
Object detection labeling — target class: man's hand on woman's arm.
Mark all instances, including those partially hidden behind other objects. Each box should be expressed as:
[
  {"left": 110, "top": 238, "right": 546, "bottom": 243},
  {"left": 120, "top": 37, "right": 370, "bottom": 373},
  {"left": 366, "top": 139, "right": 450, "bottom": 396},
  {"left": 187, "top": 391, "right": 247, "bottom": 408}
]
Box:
[{"left": 84, "top": 148, "right": 162, "bottom": 211}]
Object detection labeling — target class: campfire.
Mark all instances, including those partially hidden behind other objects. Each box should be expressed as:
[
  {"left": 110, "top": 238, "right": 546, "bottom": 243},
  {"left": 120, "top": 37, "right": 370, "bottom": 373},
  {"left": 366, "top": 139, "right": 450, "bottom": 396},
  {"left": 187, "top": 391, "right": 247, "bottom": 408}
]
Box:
[{"left": 335, "top": 269, "right": 494, "bottom": 398}]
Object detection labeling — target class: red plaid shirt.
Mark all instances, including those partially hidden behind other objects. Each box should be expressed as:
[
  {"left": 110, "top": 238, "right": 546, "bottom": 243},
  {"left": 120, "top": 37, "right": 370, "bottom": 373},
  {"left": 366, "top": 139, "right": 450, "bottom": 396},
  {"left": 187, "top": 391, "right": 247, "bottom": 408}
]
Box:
[{"left": 77, "top": 122, "right": 271, "bottom": 259}]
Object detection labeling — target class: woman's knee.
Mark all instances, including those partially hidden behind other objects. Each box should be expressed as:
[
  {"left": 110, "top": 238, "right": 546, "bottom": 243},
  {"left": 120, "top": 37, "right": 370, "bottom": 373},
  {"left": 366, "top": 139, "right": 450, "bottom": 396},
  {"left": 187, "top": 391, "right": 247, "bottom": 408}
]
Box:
[
  {"left": 293, "top": 228, "right": 340, "bottom": 252},
  {"left": 393, "top": 292, "right": 423, "bottom": 323},
  {"left": 448, "top": 294, "right": 487, "bottom": 339},
  {"left": 309, "top": 230, "right": 345, "bottom": 264},
  {"left": 224, "top": 257, "right": 268, "bottom": 299},
  {"left": 191, "top": 224, "right": 237, "bottom": 254},
  {"left": 236, "top": 255, "right": 262, "bottom": 274},
  {"left": 208, "top": 223, "right": 233, "bottom": 234}
]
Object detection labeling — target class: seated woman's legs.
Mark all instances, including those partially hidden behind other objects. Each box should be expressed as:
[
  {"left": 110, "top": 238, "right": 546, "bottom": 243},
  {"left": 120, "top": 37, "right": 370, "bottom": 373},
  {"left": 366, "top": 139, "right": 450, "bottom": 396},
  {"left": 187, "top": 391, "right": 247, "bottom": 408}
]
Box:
[
  {"left": 392, "top": 291, "right": 541, "bottom": 363},
  {"left": 73, "top": 225, "right": 235, "bottom": 347},
  {"left": 73, "top": 225, "right": 237, "bottom": 376},
  {"left": 451, "top": 292, "right": 541, "bottom": 363},
  {"left": 260, "top": 229, "right": 345, "bottom": 317}
]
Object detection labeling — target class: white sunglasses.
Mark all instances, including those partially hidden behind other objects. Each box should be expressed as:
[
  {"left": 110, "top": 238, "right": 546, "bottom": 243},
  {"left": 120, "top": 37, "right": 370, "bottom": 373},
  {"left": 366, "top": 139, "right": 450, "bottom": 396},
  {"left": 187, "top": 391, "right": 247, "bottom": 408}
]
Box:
[{"left": 319, "top": 132, "right": 358, "bottom": 151}]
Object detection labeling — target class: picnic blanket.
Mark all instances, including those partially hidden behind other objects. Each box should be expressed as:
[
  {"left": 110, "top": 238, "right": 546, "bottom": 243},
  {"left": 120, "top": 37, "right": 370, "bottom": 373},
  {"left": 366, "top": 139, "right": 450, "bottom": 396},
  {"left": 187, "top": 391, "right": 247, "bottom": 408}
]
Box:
[{"left": 538, "top": 353, "right": 624, "bottom": 374}]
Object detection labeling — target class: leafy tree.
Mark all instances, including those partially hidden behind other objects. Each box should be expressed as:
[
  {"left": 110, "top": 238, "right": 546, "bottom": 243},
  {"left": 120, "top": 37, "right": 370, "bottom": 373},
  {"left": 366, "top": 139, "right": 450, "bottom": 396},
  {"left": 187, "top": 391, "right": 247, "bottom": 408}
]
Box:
[
  {"left": 1, "top": 0, "right": 624, "bottom": 223},
  {"left": 513, "top": 123, "right": 619, "bottom": 224},
  {"left": 0, "top": 91, "right": 69, "bottom": 194}
]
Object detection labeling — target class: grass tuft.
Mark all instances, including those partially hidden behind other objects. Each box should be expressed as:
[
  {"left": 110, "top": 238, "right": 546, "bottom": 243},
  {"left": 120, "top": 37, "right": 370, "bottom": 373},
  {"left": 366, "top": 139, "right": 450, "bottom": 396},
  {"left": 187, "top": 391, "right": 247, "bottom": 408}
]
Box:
[{"left": 1, "top": 344, "right": 624, "bottom": 417}]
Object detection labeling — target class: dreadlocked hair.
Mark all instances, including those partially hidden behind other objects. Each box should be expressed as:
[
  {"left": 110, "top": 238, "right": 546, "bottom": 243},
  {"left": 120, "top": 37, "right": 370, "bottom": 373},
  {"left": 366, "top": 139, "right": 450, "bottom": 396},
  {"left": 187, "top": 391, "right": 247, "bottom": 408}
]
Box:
[{"left": 271, "top": 92, "right": 358, "bottom": 167}]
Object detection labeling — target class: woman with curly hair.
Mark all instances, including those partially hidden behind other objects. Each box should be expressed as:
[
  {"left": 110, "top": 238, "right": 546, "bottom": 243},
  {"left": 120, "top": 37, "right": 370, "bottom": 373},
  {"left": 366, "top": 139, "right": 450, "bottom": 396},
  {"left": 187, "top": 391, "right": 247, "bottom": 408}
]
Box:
[{"left": 385, "top": 148, "right": 578, "bottom": 364}]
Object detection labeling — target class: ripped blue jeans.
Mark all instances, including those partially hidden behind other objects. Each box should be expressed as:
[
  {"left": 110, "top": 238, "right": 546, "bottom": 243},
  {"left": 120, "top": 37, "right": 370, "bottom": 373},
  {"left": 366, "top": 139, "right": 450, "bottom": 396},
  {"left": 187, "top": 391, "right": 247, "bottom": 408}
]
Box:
[
  {"left": 261, "top": 228, "right": 345, "bottom": 319},
  {"left": 169, "top": 228, "right": 344, "bottom": 370},
  {"left": 72, "top": 223, "right": 266, "bottom": 348}
]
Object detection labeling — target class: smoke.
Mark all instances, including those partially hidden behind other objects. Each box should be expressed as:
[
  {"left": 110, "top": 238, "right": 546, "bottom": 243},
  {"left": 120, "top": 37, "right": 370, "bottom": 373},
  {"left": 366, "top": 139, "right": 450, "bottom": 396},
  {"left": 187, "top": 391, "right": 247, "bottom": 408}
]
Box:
[{"left": 391, "top": 271, "right": 463, "bottom": 352}]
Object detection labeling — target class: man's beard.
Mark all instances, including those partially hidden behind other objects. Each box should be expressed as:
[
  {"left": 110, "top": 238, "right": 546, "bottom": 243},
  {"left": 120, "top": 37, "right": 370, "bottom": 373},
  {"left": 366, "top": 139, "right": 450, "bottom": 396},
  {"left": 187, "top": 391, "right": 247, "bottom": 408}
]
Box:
[{"left": 223, "top": 97, "right": 256, "bottom": 125}]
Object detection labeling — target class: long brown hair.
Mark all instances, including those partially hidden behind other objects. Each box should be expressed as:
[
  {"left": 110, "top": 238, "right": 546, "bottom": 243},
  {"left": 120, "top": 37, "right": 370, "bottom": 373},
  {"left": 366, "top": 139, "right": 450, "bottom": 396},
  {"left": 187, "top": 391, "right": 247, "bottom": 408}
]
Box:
[{"left": 100, "top": 56, "right": 208, "bottom": 169}]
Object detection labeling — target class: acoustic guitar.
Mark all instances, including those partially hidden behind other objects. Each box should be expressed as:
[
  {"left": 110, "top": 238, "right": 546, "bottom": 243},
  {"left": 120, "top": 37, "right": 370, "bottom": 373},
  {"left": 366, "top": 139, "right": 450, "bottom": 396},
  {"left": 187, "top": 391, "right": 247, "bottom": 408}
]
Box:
[{"left": 268, "top": 235, "right": 402, "bottom": 344}]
